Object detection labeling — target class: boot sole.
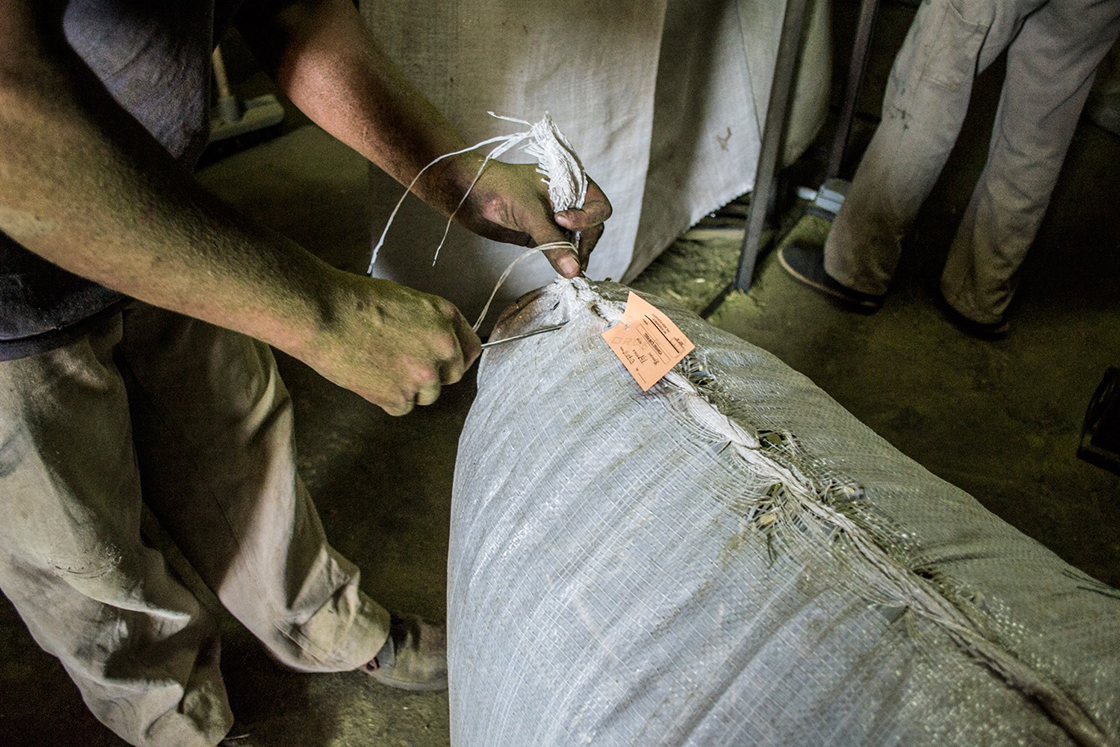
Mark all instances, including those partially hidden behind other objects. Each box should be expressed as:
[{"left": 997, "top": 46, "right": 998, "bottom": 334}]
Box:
[{"left": 778, "top": 247, "right": 882, "bottom": 311}]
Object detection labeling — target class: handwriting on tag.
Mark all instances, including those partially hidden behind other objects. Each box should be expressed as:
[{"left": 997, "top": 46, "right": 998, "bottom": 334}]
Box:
[{"left": 601, "top": 292, "right": 695, "bottom": 391}]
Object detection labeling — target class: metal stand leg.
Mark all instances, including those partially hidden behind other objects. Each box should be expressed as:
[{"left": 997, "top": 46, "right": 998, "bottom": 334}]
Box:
[
  {"left": 735, "top": 0, "right": 811, "bottom": 292},
  {"left": 733, "top": 0, "right": 882, "bottom": 293},
  {"left": 827, "top": 0, "right": 880, "bottom": 179},
  {"left": 798, "top": 0, "right": 879, "bottom": 222}
]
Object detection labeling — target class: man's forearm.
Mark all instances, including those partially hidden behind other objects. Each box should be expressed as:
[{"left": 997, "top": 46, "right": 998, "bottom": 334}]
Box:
[
  {"left": 0, "top": 8, "right": 337, "bottom": 359},
  {"left": 238, "top": 0, "right": 482, "bottom": 217}
]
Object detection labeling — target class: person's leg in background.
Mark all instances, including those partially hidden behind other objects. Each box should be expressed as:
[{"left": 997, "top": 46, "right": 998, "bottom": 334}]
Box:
[
  {"left": 823, "top": 0, "right": 1035, "bottom": 295},
  {"left": 1085, "top": 39, "right": 1120, "bottom": 136},
  {"left": 781, "top": 0, "right": 1040, "bottom": 305},
  {"left": 940, "top": 0, "right": 1120, "bottom": 325},
  {"left": 0, "top": 314, "right": 234, "bottom": 747},
  {"left": 115, "top": 303, "right": 391, "bottom": 675}
]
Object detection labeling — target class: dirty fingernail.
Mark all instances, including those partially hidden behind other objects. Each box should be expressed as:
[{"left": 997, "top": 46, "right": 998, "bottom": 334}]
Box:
[{"left": 558, "top": 254, "right": 579, "bottom": 277}]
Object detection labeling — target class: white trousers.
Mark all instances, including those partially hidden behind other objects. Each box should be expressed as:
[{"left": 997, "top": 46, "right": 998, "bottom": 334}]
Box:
[
  {"left": 0, "top": 304, "right": 389, "bottom": 746},
  {"left": 825, "top": 0, "right": 1120, "bottom": 323}
]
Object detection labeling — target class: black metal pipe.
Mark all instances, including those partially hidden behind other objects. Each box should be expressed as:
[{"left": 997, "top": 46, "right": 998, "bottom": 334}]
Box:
[{"left": 735, "top": 0, "right": 811, "bottom": 292}]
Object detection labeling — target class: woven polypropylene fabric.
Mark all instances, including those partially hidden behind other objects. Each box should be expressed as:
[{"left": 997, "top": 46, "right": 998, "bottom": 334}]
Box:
[{"left": 449, "top": 280, "right": 1120, "bottom": 746}]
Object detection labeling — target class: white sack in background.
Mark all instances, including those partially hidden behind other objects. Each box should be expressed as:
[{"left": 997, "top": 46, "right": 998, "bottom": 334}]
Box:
[
  {"left": 449, "top": 279, "right": 1120, "bottom": 746},
  {"left": 358, "top": 0, "right": 831, "bottom": 330}
]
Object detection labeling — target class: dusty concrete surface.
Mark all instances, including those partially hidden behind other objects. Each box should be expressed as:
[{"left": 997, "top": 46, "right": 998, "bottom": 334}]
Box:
[{"left": 2, "top": 6, "right": 1118, "bottom": 745}]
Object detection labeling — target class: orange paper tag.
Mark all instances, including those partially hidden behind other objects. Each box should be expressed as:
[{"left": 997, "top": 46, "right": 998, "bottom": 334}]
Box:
[{"left": 601, "top": 292, "right": 695, "bottom": 391}]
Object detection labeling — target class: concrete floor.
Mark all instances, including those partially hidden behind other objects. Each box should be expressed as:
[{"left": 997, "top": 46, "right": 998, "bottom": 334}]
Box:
[{"left": 2, "top": 6, "right": 1119, "bottom": 746}]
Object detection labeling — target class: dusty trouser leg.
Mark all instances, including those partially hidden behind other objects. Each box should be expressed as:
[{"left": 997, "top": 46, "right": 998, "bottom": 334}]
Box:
[
  {"left": 940, "top": 0, "right": 1120, "bottom": 324},
  {"left": 115, "top": 304, "right": 390, "bottom": 672},
  {"left": 0, "top": 315, "right": 233, "bottom": 747},
  {"left": 824, "top": 0, "right": 1036, "bottom": 295}
]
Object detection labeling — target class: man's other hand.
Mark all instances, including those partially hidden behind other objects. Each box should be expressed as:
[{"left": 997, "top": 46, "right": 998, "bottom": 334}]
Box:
[
  {"left": 454, "top": 161, "right": 612, "bottom": 278},
  {"left": 301, "top": 271, "right": 481, "bottom": 416}
]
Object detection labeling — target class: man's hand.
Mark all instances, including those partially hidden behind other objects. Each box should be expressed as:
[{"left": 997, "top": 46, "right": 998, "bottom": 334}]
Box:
[
  {"left": 240, "top": 0, "right": 613, "bottom": 277},
  {"left": 298, "top": 271, "right": 481, "bottom": 416},
  {"left": 449, "top": 160, "right": 613, "bottom": 278}
]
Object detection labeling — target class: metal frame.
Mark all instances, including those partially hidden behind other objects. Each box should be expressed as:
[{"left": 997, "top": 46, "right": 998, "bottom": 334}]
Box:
[
  {"left": 733, "top": 0, "right": 881, "bottom": 293},
  {"left": 826, "top": 0, "right": 880, "bottom": 179},
  {"left": 734, "top": 0, "right": 811, "bottom": 292}
]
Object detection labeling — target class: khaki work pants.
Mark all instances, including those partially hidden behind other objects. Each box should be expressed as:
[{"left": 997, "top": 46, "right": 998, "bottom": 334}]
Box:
[
  {"left": 0, "top": 304, "right": 389, "bottom": 746},
  {"left": 825, "top": 0, "right": 1120, "bottom": 324}
]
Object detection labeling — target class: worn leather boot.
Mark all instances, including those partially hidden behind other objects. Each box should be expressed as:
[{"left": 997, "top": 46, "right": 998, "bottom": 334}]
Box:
[{"left": 362, "top": 613, "right": 448, "bottom": 691}]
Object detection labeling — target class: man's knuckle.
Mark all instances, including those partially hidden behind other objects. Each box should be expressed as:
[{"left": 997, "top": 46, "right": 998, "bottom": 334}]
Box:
[
  {"left": 413, "top": 364, "right": 439, "bottom": 385},
  {"left": 488, "top": 194, "right": 518, "bottom": 229},
  {"left": 435, "top": 298, "right": 458, "bottom": 319},
  {"left": 437, "top": 334, "right": 460, "bottom": 360}
]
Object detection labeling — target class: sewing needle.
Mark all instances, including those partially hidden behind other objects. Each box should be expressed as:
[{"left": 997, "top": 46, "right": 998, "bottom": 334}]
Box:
[{"left": 481, "top": 321, "right": 569, "bottom": 349}]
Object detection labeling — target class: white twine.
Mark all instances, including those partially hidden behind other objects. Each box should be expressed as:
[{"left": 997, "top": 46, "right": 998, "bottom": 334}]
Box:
[
  {"left": 367, "top": 112, "right": 588, "bottom": 274},
  {"left": 471, "top": 241, "right": 575, "bottom": 332}
]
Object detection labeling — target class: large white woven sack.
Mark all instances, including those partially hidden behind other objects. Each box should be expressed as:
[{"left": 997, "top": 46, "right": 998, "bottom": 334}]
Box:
[{"left": 449, "top": 279, "right": 1120, "bottom": 746}]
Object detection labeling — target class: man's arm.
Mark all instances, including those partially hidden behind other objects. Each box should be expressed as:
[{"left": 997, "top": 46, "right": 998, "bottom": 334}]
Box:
[
  {"left": 236, "top": 0, "right": 612, "bottom": 274},
  {"left": 0, "top": 0, "right": 476, "bottom": 415}
]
